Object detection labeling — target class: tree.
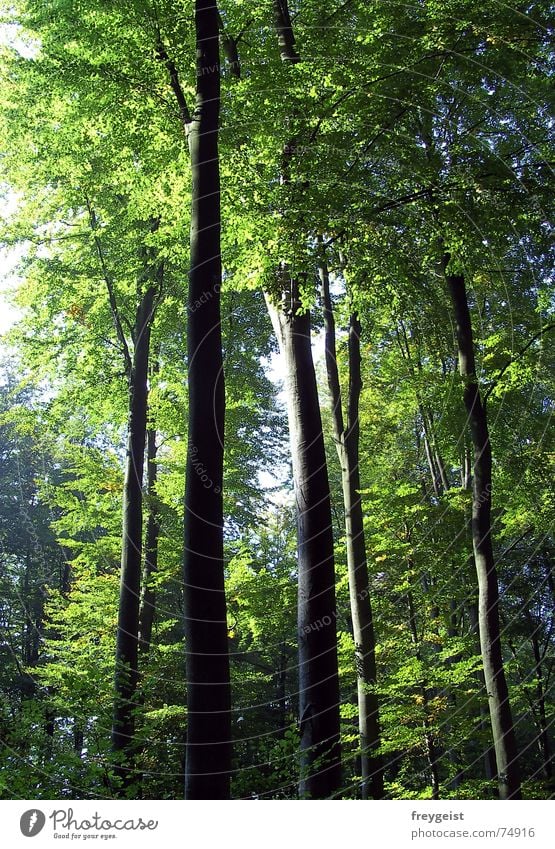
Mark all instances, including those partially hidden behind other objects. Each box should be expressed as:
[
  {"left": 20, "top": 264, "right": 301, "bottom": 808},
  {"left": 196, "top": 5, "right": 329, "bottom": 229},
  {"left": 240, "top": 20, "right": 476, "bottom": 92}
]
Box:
[
  {"left": 445, "top": 260, "right": 521, "bottom": 799},
  {"left": 181, "top": 0, "right": 231, "bottom": 800},
  {"left": 266, "top": 275, "right": 342, "bottom": 798},
  {"left": 0, "top": 0, "right": 553, "bottom": 803},
  {"left": 111, "top": 231, "right": 163, "bottom": 790},
  {"left": 320, "top": 252, "right": 383, "bottom": 799}
]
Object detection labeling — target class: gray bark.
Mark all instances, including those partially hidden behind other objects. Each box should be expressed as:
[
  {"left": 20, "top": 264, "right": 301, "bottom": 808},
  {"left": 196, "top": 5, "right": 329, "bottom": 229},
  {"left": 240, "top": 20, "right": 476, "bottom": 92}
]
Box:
[
  {"left": 266, "top": 277, "right": 342, "bottom": 799},
  {"left": 445, "top": 257, "right": 521, "bottom": 799},
  {"left": 320, "top": 258, "right": 383, "bottom": 799}
]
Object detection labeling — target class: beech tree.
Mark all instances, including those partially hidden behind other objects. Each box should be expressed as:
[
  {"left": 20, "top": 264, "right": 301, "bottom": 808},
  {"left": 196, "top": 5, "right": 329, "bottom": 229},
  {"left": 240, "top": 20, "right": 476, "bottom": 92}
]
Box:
[
  {"left": 181, "top": 0, "right": 231, "bottom": 800},
  {"left": 0, "top": 0, "right": 552, "bottom": 803},
  {"left": 444, "top": 259, "right": 521, "bottom": 799},
  {"left": 320, "top": 252, "right": 383, "bottom": 799}
]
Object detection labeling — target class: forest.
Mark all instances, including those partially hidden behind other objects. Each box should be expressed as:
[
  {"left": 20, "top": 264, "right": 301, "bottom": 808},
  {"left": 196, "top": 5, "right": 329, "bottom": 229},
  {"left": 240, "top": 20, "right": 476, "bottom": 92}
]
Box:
[{"left": 0, "top": 0, "right": 553, "bottom": 802}]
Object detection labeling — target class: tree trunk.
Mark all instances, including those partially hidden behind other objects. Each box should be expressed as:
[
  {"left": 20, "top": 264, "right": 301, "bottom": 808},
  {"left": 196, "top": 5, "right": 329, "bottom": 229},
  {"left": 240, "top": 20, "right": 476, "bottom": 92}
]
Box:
[
  {"left": 273, "top": 0, "right": 300, "bottom": 62},
  {"left": 529, "top": 616, "right": 552, "bottom": 780},
  {"left": 469, "top": 601, "right": 498, "bottom": 780},
  {"left": 183, "top": 0, "right": 231, "bottom": 800},
  {"left": 138, "top": 393, "right": 160, "bottom": 655},
  {"left": 407, "top": 590, "right": 441, "bottom": 799},
  {"left": 112, "top": 284, "right": 156, "bottom": 789},
  {"left": 446, "top": 598, "right": 463, "bottom": 789},
  {"left": 276, "top": 643, "right": 289, "bottom": 736},
  {"left": 445, "top": 257, "right": 521, "bottom": 799},
  {"left": 266, "top": 277, "right": 341, "bottom": 799},
  {"left": 320, "top": 259, "right": 383, "bottom": 799}
]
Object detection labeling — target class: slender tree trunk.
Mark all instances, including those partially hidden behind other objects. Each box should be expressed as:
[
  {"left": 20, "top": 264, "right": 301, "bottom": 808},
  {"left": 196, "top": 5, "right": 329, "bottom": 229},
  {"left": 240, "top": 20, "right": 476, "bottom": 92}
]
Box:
[
  {"left": 407, "top": 590, "right": 441, "bottom": 799},
  {"left": 138, "top": 378, "right": 160, "bottom": 655},
  {"left": 73, "top": 721, "right": 83, "bottom": 758},
  {"left": 445, "top": 257, "right": 521, "bottom": 799},
  {"left": 320, "top": 259, "right": 383, "bottom": 799},
  {"left": 469, "top": 601, "right": 498, "bottom": 780},
  {"left": 273, "top": 0, "right": 300, "bottom": 62},
  {"left": 183, "top": 0, "right": 231, "bottom": 800},
  {"left": 266, "top": 277, "right": 341, "bottom": 799},
  {"left": 529, "top": 617, "right": 552, "bottom": 780},
  {"left": 446, "top": 598, "right": 463, "bottom": 789},
  {"left": 267, "top": 2, "right": 340, "bottom": 799},
  {"left": 134, "top": 412, "right": 160, "bottom": 798},
  {"left": 112, "top": 285, "right": 156, "bottom": 788},
  {"left": 276, "top": 643, "right": 288, "bottom": 736},
  {"left": 396, "top": 321, "right": 449, "bottom": 497}
]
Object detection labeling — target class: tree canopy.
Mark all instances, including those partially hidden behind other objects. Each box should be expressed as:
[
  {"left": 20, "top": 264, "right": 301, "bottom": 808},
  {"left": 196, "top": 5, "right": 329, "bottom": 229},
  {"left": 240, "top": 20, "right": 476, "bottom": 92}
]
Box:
[{"left": 0, "top": 0, "right": 553, "bottom": 800}]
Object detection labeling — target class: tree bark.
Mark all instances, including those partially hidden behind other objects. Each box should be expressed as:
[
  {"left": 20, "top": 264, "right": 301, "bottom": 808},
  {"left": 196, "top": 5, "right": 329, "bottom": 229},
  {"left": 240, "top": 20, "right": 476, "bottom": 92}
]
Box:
[
  {"left": 528, "top": 614, "right": 552, "bottom": 780},
  {"left": 468, "top": 600, "right": 498, "bottom": 781},
  {"left": 183, "top": 0, "right": 231, "bottom": 800},
  {"left": 407, "top": 590, "right": 441, "bottom": 799},
  {"left": 320, "top": 259, "right": 383, "bottom": 799},
  {"left": 273, "top": 0, "right": 300, "bottom": 62},
  {"left": 267, "top": 4, "right": 339, "bottom": 799},
  {"left": 445, "top": 257, "right": 521, "bottom": 799},
  {"left": 266, "top": 277, "right": 341, "bottom": 799},
  {"left": 112, "top": 283, "right": 156, "bottom": 789},
  {"left": 138, "top": 370, "right": 160, "bottom": 656}
]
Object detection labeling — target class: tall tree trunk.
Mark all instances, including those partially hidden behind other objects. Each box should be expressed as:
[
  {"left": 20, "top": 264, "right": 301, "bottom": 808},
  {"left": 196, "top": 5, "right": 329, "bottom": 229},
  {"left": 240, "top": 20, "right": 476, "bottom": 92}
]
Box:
[
  {"left": 469, "top": 601, "right": 498, "bottom": 780},
  {"left": 134, "top": 399, "right": 160, "bottom": 798},
  {"left": 395, "top": 320, "right": 449, "bottom": 497},
  {"left": 407, "top": 590, "right": 441, "bottom": 799},
  {"left": 266, "top": 2, "right": 340, "bottom": 798},
  {"left": 446, "top": 598, "right": 463, "bottom": 789},
  {"left": 112, "top": 284, "right": 156, "bottom": 789},
  {"left": 320, "top": 259, "right": 383, "bottom": 799},
  {"left": 273, "top": 0, "right": 300, "bottom": 62},
  {"left": 528, "top": 614, "right": 552, "bottom": 780},
  {"left": 266, "top": 277, "right": 342, "bottom": 799},
  {"left": 445, "top": 257, "right": 521, "bottom": 799},
  {"left": 276, "top": 643, "right": 289, "bottom": 737},
  {"left": 138, "top": 366, "right": 160, "bottom": 655},
  {"left": 183, "top": 0, "right": 231, "bottom": 800}
]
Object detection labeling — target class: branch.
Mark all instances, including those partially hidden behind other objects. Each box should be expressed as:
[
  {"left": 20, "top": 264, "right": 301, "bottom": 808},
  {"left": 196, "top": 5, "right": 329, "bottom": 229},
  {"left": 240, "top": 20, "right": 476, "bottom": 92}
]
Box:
[
  {"left": 155, "top": 37, "right": 192, "bottom": 131},
  {"left": 484, "top": 323, "right": 555, "bottom": 401},
  {"left": 319, "top": 237, "right": 345, "bottom": 446},
  {"left": 84, "top": 197, "right": 132, "bottom": 378},
  {"left": 273, "top": 0, "right": 300, "bottom": 63},
  {"left": 323, "top": 0, "right": 357, "bottom": 22},
  {"left": 323, "top": 186, "right": 434, "bottom": 248},
  {"left": 494, "top": 527, "right": 534, "bottom": 568},
  {"left": 217, "top": 10, "right": 250, "bottom": 78}
]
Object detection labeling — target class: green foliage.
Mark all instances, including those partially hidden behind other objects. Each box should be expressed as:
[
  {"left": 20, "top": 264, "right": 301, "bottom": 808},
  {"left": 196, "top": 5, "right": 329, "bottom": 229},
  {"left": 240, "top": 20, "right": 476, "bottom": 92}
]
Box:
[{"left": 0, "top": 0, "right": 553, "bottom": 800}]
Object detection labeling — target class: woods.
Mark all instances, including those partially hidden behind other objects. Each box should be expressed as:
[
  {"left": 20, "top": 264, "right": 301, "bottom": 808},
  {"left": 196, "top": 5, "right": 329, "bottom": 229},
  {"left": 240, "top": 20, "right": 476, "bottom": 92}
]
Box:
[{"left": 0, "top": 0, "right": 553, "bottom": 801}]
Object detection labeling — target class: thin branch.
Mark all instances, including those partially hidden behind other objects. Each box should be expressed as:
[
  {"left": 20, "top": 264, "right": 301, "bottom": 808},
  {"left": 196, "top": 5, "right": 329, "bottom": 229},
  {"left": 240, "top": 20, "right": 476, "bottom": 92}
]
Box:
[
  {"left": 495, "top": 527, "right": 534, "bottom": 564},
  {"left": 155, "top": 37, "right": 192, "bottom": 131},
  {"left": 273, "top": 0, "right": 300, "bottom": 63},
  {"left": 484, "top": 323, "right": 555, "bottom": 401},
  {"left": 84, "top": 196, "right": 132, "bottom": 378},
  {"left": 320, "top": 244, "right": 345, "bottom": 446},
  {"left": 217, "top": 10, "right": 251, "bottom": 79}
]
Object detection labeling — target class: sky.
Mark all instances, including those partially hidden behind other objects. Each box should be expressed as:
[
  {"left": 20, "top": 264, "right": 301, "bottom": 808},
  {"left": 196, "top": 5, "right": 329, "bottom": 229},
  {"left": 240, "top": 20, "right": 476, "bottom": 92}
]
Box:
[
  {"left": 0, "top": 191, "right": 23, "bottom": 337},
  {"left": 0, "top": 244, "right": 23, "bottom": 334},
  {"left": 0, "top": 22, "right": 35, "bottom": 339}
]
